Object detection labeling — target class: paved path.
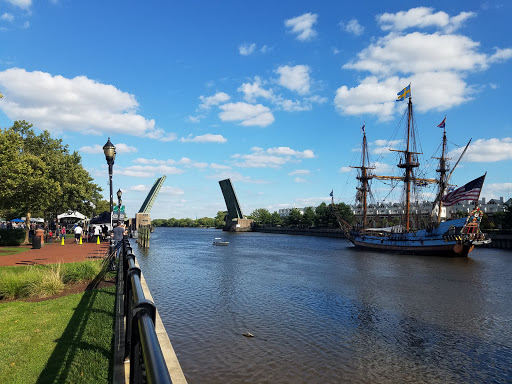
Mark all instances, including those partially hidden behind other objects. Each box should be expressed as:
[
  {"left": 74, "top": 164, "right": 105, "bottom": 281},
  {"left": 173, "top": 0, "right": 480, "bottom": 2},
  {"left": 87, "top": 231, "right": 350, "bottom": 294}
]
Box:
[{"left": 0, "top": 239, "right": 110, "bottom": 266}]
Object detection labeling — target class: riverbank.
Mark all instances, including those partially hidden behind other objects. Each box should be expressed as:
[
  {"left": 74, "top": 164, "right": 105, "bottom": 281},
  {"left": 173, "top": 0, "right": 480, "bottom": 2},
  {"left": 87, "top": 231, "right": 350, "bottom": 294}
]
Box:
[
  {"left": 253, "top": 226, "right": 346, "bottom": 238},
  {"left": 253, "top": 226, "right": 512, "bottom": 249}
]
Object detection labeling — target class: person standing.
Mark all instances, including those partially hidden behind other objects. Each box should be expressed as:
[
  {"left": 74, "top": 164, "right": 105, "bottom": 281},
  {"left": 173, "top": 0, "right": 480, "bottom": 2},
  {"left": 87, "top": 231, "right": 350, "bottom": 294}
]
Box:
[
  {"left": 61, "top": 226, "right": 66, "bottom": 240},
  {"left": 74, "top": 224, "right": 83, "bottom": 244},
  {"left": 94, "top": 226, "right": 101, "bottom": 242},
  {"left": 113, "top": 223, "right": 126, "bottom": 258},
  {"left": 102, "top": 224, "right": 108, "bottom": 240}
]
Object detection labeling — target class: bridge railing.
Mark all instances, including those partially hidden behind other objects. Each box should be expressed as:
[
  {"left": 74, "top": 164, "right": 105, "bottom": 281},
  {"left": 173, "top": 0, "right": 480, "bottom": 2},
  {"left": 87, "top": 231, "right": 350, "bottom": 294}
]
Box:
[{"left": 117, "top": 236, "right": 172, "bottom": 384}]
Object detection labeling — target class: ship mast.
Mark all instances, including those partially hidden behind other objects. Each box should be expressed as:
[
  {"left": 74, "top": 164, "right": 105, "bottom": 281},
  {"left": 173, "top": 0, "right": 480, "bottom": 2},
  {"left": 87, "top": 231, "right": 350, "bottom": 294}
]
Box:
[
  {"left": 435, "top": 125, "right": 449, "bottom": 224},
  {"left": 351, "top": 130, "right": 374, "bottom": 227}
]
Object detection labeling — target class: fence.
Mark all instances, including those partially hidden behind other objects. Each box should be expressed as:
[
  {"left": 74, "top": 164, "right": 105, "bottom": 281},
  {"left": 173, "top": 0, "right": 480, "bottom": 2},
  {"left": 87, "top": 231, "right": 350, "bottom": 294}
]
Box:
[{"left": 114, "top": 237, "right": 172, "bottom": 384}]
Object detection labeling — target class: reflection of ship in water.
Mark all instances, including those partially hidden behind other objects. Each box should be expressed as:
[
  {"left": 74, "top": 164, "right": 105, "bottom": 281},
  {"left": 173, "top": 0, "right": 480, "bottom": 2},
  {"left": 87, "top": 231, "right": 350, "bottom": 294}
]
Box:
[{"left": 333, "top": 85, "right": 490, "bottom": 256}]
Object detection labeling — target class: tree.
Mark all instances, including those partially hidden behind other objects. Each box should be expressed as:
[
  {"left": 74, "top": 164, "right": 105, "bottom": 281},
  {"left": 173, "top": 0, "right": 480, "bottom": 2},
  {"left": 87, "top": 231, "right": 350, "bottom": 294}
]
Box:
[
  {"left": 0, "top": 121, "right": 101, "bottom": 242},
  {"left": 250, "top": 208, "right": 272, "bottom": 226},
  {"left": 315, "top": 202, "right": 330, "bottom": 227},
  {"left": 214, "top": 211, "right": 226, "bottom": 228},
  {"left": 270, "top": 211, "right": 282, "bottom": 227},
  {"left": 302, "top": 206, "right": 316, "bottom": 227},
  {"left": 287, "top": 208, "right": 302, "bottom": 226}
]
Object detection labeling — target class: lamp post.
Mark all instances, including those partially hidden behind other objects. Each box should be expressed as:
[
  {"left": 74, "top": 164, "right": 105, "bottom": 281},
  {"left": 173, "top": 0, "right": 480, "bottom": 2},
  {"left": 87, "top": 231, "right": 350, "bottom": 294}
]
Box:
[
  {"left": 117, "top": 188, "right": 123, "bottom": 225},
  {"left": 103, "top": 138, "right": 116, "bottom": 230}
]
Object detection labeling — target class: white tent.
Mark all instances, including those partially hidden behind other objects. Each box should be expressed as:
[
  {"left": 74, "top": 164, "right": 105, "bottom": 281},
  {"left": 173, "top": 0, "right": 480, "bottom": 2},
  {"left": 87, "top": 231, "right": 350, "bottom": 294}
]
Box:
[{"left": 57, "top": 211, "right": 88, "bottom": 220}]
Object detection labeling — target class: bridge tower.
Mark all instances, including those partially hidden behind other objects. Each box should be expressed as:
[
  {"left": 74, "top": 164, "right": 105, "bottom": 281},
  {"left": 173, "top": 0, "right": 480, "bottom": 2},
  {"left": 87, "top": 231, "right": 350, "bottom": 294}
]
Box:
[{"left": 218, "top": 178, "right": 254, "bottom": 231}]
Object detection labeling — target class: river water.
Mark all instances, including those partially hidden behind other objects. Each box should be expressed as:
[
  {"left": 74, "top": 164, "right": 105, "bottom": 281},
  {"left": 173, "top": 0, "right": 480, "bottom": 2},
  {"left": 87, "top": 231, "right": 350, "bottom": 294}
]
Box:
[{"left": 131, "top": 228, "right": 512, "bottom": 383}]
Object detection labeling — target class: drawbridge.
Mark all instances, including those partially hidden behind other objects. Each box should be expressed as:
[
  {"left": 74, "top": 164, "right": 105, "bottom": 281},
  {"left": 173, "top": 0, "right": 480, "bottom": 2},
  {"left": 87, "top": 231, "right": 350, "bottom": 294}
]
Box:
[
  {"left": 218, "top": 178, "right": 253, "bottom": 231},
  {"left": 129, "top": 176, "right": 166, "bottom": 233}
]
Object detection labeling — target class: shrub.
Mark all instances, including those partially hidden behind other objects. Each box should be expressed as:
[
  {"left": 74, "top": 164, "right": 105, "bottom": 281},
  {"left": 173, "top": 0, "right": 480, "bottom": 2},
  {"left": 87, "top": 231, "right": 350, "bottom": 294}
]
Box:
[
  {"left": 0, "top": 228, "right": 26, "bottom": 246},
  {"left": 61, "top": 260, "right": 102, "bottom": 283}
]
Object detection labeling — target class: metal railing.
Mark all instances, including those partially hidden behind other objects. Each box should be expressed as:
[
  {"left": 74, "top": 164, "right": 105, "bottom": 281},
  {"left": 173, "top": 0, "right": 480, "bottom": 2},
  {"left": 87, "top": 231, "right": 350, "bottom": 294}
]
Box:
[{"left": 115, "top": 236, "right": 172, "bottom": 384}]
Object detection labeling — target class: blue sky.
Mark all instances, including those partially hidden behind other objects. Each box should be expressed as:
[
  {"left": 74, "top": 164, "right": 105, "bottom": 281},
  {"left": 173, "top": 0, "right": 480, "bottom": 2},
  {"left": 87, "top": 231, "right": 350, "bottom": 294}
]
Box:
[{"left": 1, "top": 0, "right": 511, "bottom": 219}]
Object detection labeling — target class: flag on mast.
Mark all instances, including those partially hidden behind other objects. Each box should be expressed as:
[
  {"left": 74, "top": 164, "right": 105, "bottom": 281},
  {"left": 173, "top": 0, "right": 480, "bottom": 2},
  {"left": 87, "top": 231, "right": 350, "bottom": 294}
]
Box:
[
  {"left": 396, "top": 84, "right": 411, "bottom": 101},
  {"left": 437, "top": 116, "right": 446, "bottom": 129},
  {"left": 361, "top": 122, "right": 365, "bottom": 133},
  {"left": 441, "top": 175, "right": 485, "bottom": 206}
]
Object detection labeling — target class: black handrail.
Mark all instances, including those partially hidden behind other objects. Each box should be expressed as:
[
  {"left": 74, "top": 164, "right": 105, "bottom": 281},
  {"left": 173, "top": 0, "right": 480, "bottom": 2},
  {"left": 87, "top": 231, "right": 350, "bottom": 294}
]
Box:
[{"left": 118, "top": 236, "right": 172, "bottom": 384}]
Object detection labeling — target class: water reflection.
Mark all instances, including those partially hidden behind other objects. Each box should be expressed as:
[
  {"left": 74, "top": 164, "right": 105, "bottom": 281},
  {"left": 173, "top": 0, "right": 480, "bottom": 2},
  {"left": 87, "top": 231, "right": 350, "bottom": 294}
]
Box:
[{"left": 131, "top": 228, "right": 512, "bottom": 383}]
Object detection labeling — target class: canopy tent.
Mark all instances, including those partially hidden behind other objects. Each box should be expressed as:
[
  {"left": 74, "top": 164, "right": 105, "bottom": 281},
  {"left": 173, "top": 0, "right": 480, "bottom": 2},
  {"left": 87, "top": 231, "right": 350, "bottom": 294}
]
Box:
[
  {"left": 57, "top": 211, "right": 88, "bottom": 221},
  {"left": 89, "top": 211, "right": 111, "bottom": 224},
  {"left": 11, "top": 218, "right": 24, "bottom": 223}
]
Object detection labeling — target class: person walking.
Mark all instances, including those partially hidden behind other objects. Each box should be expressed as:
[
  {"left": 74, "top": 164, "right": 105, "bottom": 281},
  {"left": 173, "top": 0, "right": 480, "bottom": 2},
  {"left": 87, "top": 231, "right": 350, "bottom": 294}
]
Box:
[{"left": 74, "top": 224, "right": 83, "bottom": 244}]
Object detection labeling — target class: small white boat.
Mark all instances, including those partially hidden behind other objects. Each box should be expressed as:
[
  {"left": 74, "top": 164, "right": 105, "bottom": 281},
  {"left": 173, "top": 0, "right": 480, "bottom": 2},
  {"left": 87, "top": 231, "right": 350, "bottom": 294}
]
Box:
[{"left": 213, "top": 238, "right": 229, "bottom": 246}]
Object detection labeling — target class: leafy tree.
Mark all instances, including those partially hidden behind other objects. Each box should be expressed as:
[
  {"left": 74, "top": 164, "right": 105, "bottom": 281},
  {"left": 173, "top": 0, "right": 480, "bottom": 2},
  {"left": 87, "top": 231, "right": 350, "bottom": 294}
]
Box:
[
  {"left": 287, "top": 208, "right": 303, "bottom": 226},
  {"left": 214, "top": 211, "right": 226, "bottom": 228},
  {"left": 315, "top": 202, "right": 330, "bottom": 227},
  {"left": 250, "top": 208, "right": 272, "bottom": 226},
  {"left": 302, "top": 206, "right": 316, "bottom": 227},
  {"left": 0, "top": 121, "right": 101, "bottom": 242},
  {"left": 270, "top": 211, "right": 282, "bottom": 227}
]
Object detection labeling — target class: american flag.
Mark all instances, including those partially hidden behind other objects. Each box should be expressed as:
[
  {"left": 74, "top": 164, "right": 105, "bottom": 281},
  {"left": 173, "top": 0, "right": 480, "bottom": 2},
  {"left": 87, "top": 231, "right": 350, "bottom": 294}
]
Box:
[{"left": 441, "top": 174, "right": 486, "bottom": 206}]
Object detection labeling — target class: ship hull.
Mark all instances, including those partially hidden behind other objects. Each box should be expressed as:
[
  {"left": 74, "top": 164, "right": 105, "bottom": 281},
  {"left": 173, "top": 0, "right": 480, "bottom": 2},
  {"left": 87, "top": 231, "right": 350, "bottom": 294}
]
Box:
[{"left": 348, "top": 217, "right": 475, "bottom": 257}]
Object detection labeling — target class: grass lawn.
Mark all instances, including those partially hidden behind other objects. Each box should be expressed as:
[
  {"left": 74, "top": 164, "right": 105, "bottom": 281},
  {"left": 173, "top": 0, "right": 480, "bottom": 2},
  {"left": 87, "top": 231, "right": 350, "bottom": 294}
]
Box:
[
  {"left": 0, "top": 247, "right": 29, "bottom": 256},
  {"left": 0, "top": 282, "right": 116, "bottom": 383}
]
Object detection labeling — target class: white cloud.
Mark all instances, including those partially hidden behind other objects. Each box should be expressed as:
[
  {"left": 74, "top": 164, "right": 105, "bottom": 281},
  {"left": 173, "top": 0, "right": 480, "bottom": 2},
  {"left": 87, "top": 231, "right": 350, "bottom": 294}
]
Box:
[
  {"left": 239, "top": 43, "right": 256, "bottom": 56},
  {"left": 294, "top": 177, "right": 307, "bottom": 183},
  {"left": 117, "top": 165, "right": 185, "bottom": 178},
  {"left": 285, "top": 12, "right": 318, "bottom": 41},
  {"left": 343, "top": 32, "right": 488, "bottom": 76},
  {"left": 206, "top": 171, "right": 269, "bottom": 184},
  {"left": 6, "top": 0, "right": 31, "bottom": 10},
  {"left": 449, "top": 137, "right": 512, "bottom": 162},
  {"left": 128, "top": 185, "right": 148, "bottom": 191},
  {"left": 0, "top": 68, "right": 162, "bottom": 137},
  {"left": 488, "top": 48, "right": 512, "bottom": 64},
  {"left": 79, "top": 143, "right": 137, "bottom": 154},
  {"left": 1, "top": 13, "right": 14, "bottom": 22},
  {"left": 340, "top": 19, "right": 364, "bottom": 36},
  {"left": 339, "top": 166, "right": 352, "bottom": 173},
  {"left": 199, "top": 92, "right": 230, "bottom": 109},
  {"left": 288, "top": 169, "right": 311, "bottom": 175},
  {"left": 238, "top": 77, "right": 274, "bottom": 103},
  {"left": 482, "top": 183, "right": 512, "bottom": 200},
  {"left": 218, "top": 102, "right": 274, "bottom": 127},
  {"left": 232, "top": 146, "right": 315, "bottom": 168},
  {"left": 335, "top": 8, "right": 512, "bottom": 120},
  {"left": 276, "top": 65, "right": 311, "bottom": 95},
  {"left": 210, "top": 163, "right": 231, "bottom": 170},
  {"left": 377, "top": 7, "right": 476, "bottom": 33},
  {"left": 160, "top": 186, "right": 185, "bottom": 195},
  {"left": 179, "top": 133, "right": 227, "bottom": 143}
]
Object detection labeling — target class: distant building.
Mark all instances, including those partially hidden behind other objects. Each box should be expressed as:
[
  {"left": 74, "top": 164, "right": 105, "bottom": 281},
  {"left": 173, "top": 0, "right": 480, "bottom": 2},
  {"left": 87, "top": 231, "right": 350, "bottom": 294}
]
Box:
[
  {"left": 278, "top": 207, "right": 305, "bottom": 218},
  {"left": 350, "top": 197, "right": 511, "bottom": 227}
]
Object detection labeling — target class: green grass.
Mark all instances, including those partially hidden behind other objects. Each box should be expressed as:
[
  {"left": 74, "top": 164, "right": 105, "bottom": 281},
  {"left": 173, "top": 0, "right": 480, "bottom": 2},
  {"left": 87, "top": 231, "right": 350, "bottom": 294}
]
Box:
[
  {"left": 0, "top": 247, "right": 29, "bottom": 257},
  {"left": 0, "top": 261, "right": 103, "bottom": 300},
  {"left": 0, "top": 283, "right": 116, "bottom": 383}
]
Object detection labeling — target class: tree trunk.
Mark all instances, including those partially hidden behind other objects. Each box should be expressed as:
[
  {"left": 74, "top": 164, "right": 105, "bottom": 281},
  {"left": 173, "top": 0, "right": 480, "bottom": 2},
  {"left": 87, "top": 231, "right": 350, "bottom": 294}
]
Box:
[{"left": 24, "top": 211, "right": 31, "bottom": 244}]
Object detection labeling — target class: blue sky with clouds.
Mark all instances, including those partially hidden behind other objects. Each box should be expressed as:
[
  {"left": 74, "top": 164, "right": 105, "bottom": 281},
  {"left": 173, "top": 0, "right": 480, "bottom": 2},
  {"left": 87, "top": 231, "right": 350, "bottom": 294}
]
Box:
[{"left": 1, "top": 0, "right": 511, "bottom": 219}]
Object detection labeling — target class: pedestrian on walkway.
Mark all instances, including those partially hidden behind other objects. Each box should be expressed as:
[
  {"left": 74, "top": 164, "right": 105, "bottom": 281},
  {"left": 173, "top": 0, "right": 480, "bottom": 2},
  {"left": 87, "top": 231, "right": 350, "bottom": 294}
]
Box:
[
  {"left": 94, "top": 226, "right": 101, "bottom": 242},
  {"left": 74, "top": 224, "right": 83, "bottom": 243}
]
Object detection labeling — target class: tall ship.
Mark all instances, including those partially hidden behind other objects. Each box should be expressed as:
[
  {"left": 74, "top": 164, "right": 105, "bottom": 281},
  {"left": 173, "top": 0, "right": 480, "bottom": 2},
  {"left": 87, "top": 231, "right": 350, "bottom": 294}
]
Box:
[{"left": 334, "top": 85, "right": 491, "bottom": 256}]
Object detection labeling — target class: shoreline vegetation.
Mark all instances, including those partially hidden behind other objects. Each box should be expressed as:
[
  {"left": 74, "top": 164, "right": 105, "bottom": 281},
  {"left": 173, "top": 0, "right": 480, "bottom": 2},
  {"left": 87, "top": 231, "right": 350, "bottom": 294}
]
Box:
[{"left": 0, "top": 260, "right": 116, "bottom": 383}]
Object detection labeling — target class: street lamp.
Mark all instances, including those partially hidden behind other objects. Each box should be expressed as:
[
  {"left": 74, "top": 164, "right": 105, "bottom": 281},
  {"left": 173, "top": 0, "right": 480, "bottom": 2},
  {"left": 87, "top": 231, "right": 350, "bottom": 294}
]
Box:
[
  {"left": 103, "top": 137, "right": 116, "bottom": 230},
  {"left": 117, "top": 188, "right": 123, "bottom": 225}
]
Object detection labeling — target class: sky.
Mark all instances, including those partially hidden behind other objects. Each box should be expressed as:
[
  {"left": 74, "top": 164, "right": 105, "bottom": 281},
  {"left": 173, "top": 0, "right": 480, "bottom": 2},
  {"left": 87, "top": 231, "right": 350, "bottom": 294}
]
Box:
[{"left": 1, "top": 0, "right": 511, "bottom": 219}]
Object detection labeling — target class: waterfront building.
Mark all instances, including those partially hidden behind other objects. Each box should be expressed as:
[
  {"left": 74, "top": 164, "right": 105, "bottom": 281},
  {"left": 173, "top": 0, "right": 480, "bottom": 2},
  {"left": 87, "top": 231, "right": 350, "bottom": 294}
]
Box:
[
  {"left": 278, "top": 207, "right": 305, "bottom": 218},
  {"left": 351, "top": 197, "right": 511, "bottom": 228}
]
